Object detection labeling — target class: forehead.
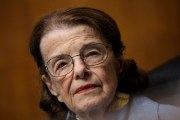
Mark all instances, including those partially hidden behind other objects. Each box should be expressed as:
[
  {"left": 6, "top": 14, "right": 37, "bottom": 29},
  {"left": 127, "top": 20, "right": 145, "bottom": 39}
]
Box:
[{"left": 40, "top": 25, "right": 106, "bottom": 62}]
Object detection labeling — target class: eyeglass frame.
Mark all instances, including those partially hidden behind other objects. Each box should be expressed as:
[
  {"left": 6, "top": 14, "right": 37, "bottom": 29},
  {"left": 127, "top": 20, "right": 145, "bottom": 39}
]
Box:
[{"left": 44, "top": 43, "right": 110, "bottom": 77}]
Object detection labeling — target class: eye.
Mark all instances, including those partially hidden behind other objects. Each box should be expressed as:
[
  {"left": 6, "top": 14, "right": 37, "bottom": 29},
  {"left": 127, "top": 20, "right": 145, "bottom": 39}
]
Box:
[
  {"left": 84, "top": 49, "right": 102, "bottom": 58},
  {"left": 54, "top": 59, "right": 69, "bottom": 72},
  {"left": 58, "top": 61, "right": 68, "bottom": 68},
  {"left": 56, "top": 60, "right": 68, "bottom": 68}
]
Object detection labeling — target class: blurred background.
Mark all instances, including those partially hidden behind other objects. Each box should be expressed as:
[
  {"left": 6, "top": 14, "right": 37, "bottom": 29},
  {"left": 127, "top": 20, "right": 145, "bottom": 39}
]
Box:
[{"left": 0, "top": 0, "right": 179, "bottom": 120}]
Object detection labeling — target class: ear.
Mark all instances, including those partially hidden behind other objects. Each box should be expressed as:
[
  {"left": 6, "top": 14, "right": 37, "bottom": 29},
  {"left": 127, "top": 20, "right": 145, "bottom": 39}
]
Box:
[
  {"left": 116, "top": 57, "right": 123, "bottom": 73},
  {"left": 57, "top": 95, "right": 64, "bottom": 102},
  {"left": 41, "top": 75, "right": 58, "bottom": 96},
  {"left": 41, "top": 75, "right": 64, "bottom": 102}
]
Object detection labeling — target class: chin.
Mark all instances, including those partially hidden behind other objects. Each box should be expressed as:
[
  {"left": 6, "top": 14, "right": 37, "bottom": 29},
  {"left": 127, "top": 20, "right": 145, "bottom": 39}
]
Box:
[{"left": 74, "top": 97, "right": 110, "bottom": 113}]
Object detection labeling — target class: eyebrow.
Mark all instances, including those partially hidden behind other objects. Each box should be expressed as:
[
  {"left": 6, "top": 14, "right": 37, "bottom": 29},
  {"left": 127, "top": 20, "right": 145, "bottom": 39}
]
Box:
[
  {"left": 81, "top": 42, "right": 100, "bottom": 48},
  {"left": 47, "top": 42, "right": 103, "bottom": 61}
]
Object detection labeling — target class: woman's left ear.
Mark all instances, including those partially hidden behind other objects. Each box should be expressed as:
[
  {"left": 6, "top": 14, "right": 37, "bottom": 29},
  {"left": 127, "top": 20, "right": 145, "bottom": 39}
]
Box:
[{"left": 116, "top": 58, "right": 123, "bottom": 74}]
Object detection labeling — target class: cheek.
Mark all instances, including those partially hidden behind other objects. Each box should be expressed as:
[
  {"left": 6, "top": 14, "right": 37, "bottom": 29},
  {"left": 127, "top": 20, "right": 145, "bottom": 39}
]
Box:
[
  {"left": 94, "top": 63, "right": 118, "bottom": 92},
  {"left": 52, "top": 75, "right": 74, "bottom": 99}
]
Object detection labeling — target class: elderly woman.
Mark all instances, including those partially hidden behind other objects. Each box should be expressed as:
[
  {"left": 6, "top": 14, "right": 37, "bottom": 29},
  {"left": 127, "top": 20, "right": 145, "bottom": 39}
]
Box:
[{"left": 29, "top": 7, "right": 180, "bottom": 120}]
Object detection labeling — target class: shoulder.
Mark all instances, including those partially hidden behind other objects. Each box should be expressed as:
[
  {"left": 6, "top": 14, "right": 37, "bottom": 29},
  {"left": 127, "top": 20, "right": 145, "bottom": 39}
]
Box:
[
  {"left": 106, "top": 96, "right": 180, "bottom": 120},
  {"left": 158, "top": 104, "right": 180, "bottom": 120},
  {"left": 128, "top": 96, "right": 159, "bottom": 120},
  {"left": 131, "top": 95, "right": 157, "bottom": 107},
  {"left": 128, "top": 96, "right": 180, "bottom": 120}
]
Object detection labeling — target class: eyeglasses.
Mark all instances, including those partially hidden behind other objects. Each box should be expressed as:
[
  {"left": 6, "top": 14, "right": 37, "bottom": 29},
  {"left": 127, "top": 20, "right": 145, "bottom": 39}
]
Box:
[{"left": 45, "top": 43, "right": 109, "bottom": 77}]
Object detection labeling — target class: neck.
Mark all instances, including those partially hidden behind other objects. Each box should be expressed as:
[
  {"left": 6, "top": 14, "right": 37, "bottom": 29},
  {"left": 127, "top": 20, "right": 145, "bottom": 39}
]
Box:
[
  {"left": 74, "top": 93, "right": 129, "bottom": 120},
  {"left": 76, "top": 109, "right": 106, "bottom": 120}
]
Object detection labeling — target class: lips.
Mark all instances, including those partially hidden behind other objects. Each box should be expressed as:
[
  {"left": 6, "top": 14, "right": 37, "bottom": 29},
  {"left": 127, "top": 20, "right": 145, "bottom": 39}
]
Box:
[{"left": 75, "top": 84, "right": 99, "bottom": 94}]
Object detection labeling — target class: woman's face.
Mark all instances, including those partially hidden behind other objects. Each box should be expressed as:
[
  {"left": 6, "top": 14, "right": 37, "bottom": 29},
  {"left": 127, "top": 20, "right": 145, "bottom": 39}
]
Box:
[{"left": 40, "top": 25, "right": 120, "bottom": 113}]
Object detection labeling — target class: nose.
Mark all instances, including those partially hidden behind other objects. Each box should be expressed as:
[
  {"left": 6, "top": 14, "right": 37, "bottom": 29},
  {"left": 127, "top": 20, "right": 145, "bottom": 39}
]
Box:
[{"left": 72, "top": 56, "right": 90, "bottom": 80}]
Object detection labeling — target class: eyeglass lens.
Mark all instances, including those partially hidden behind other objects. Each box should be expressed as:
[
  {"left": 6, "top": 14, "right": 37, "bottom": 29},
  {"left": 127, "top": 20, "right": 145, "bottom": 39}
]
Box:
[{"left": 46, "top": 43, "right": 108, "bottom": 77}]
